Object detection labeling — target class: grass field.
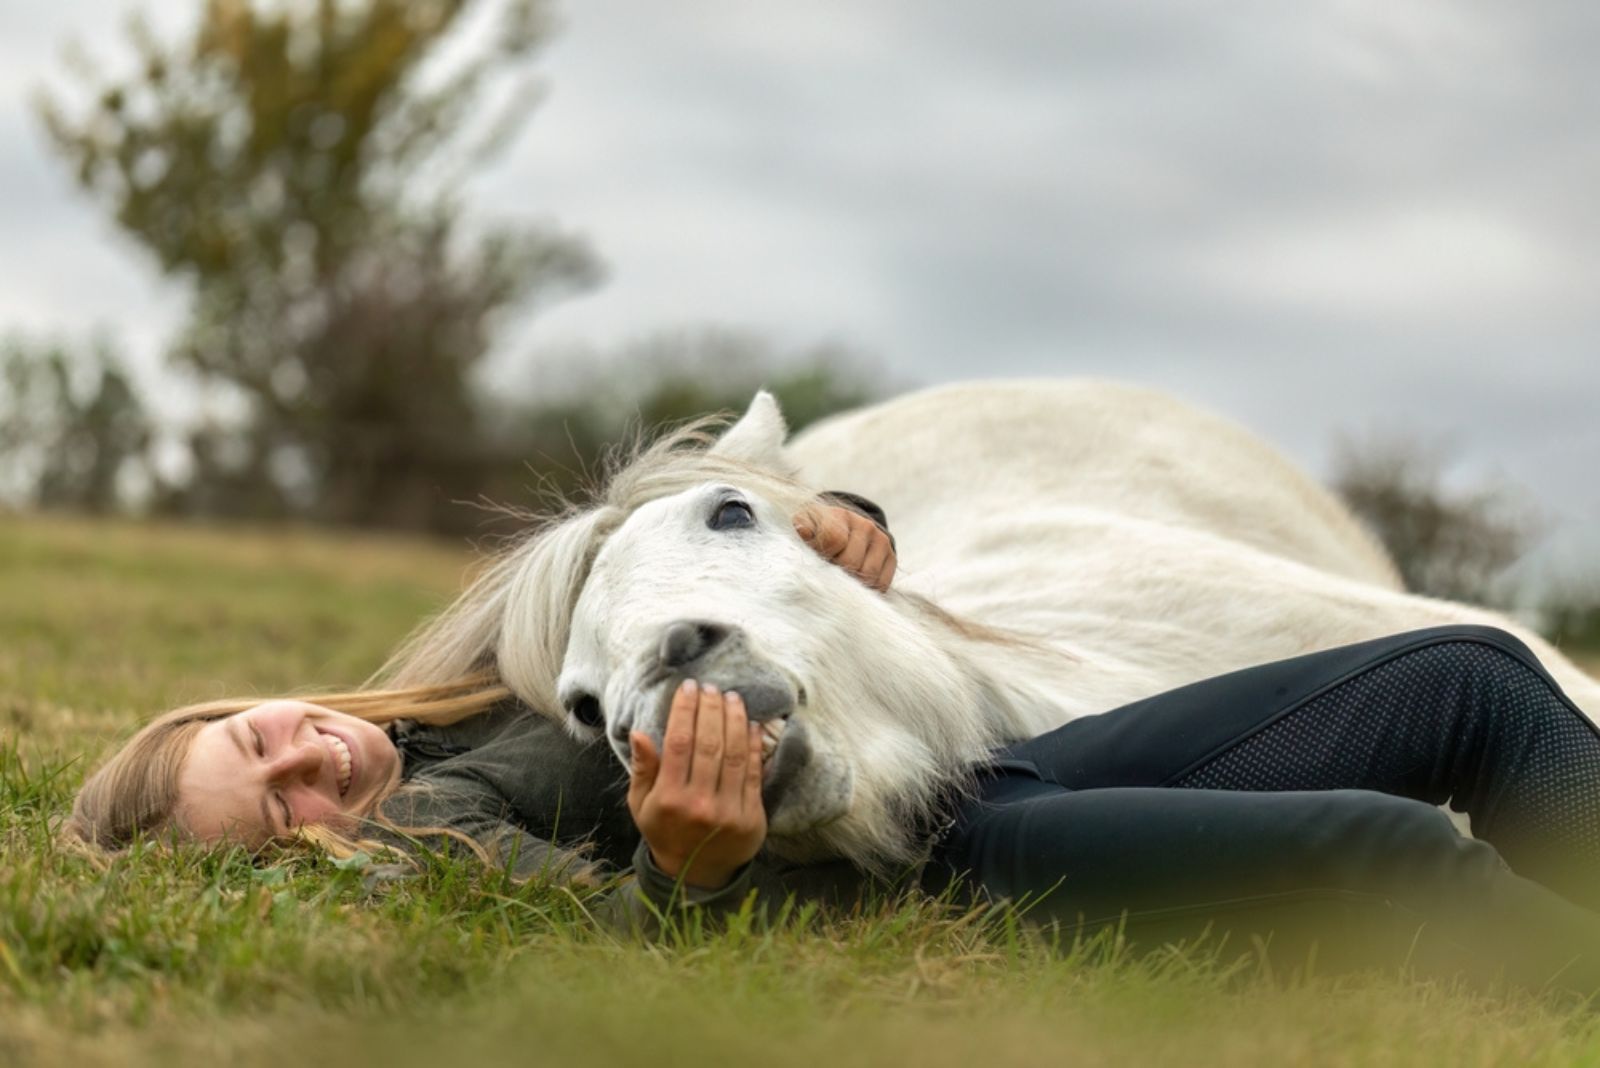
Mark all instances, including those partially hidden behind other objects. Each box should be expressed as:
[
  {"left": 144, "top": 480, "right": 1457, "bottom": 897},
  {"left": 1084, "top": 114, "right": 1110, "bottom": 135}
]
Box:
[{"left": 6, "top": 513, "right": 1600, "bottom": 1067}]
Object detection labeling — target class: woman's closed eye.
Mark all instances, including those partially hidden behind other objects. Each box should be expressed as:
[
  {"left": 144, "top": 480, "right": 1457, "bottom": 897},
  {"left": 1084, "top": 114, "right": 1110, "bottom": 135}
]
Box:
[{"left": 249, "top": 723, "right": 295, "bottom": 831}]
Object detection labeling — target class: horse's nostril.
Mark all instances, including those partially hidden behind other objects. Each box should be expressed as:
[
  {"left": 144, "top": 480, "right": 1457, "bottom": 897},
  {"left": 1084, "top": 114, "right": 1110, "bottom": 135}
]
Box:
[
  {"left": 695, "top": 621, "right": 729, "bottom": 652},
  {"left": 658, "top": 620, "right": 731, "bottom": 668}
]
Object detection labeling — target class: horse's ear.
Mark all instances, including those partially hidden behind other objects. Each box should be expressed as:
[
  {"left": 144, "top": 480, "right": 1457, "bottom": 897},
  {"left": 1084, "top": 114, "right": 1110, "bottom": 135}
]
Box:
[{"left": 711, "top": 391, "right": 791, "bottom": 470}]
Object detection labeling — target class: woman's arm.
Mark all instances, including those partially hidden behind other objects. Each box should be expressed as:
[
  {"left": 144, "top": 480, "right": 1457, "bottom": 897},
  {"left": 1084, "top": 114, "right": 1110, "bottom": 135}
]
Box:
[{"left": 375, "top": 773, "right": 612, "bottom": 885}]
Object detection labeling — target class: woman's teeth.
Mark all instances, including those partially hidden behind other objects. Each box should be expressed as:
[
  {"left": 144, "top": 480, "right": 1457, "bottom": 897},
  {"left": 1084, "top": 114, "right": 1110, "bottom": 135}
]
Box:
[{"left": 322, "top": 731, "right": 353, "bottom": 796}]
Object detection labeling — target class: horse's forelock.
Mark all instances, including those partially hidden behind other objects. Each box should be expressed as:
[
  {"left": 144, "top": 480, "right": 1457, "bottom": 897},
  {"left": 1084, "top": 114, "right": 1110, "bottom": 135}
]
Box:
[{"left": 603, "top": 420, "right": 811, "bottom": 519}]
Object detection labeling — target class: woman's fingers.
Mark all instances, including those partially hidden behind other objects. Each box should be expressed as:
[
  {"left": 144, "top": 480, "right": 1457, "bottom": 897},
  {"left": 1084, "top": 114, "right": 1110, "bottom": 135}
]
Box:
[
  {"left": 859, "top": 530, "right": 895, "bottom": 592},
  {"left": 646, "top": 680, "right": 764, "bottom": 831},
  {"left": 660, "top": 678, "right": 700, "bottom": 786},
  {"left": 687, "top": 684, "right": 726, "bottom": 791},
  {"left": 720, "top": 691, "right": 752, "bottom": 801},
  {"left": 743, "top": 720, "right": 765, "bottom": 816},
  {"left": 833, "top": 516, "right": 882, "bottom": 588},
  {"left": 793, "top": 506, "right": 820, "bottom": 543},
  {"left": 798, "top": 506, "right": 896, "bottom": 592},
  {"left": 627, "top": 731, "right": 661, "bottom": 814},
  {"left": 632, "top": 683, "right": 768, "bottom": 887},
  {"left": 799, "top": 507, "right": 852, "bottom": 560},
  {"left": 877, "top": 547, "right": 897, "bottom": 590}
]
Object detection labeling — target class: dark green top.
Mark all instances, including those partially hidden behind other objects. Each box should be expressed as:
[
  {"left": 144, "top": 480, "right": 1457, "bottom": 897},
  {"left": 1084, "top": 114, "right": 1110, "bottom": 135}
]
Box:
[{"left": 379, "top": 704, "right": 879, "bottom": 933}]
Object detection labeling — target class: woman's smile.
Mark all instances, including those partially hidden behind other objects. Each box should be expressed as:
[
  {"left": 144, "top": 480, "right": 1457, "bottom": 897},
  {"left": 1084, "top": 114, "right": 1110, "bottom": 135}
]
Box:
[{"left": 316, "top": 726, "right": 355, "bottom": 797}]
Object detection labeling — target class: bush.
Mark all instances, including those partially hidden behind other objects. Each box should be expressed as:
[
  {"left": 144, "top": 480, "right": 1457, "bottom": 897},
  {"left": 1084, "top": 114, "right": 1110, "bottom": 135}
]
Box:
[{"left": 1329, "top": 433, "right": 1539, "bottom": 607}]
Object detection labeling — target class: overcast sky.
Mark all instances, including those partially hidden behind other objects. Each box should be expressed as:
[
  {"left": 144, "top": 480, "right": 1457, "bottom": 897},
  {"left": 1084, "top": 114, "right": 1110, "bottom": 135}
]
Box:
[{"left": 3, "top": 1, "right": 1597, "bottom": 577}]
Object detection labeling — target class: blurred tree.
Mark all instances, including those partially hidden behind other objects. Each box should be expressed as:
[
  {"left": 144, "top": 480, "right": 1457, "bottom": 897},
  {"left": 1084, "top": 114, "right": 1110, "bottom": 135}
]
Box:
[
  {"left": 37, "top": 0, "right": 598, "bottom": 529},
  {"left": 1542, "top": 576, "right": 1600, "bottom": 654},
  {"left": 1329, "top": 433, "right": 1540, "bottom": 607},
  {"left": 0, "top": 336, "right": 156, "bottom": 512}
]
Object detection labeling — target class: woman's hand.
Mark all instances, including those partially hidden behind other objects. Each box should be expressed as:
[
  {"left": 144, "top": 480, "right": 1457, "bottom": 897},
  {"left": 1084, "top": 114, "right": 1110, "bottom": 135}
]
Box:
[
  {"left": 627, "top": 679, "right": 767, "bottom": 890},
  {"left": 794, "top": 504, "right": 897, "bottom": 592}
]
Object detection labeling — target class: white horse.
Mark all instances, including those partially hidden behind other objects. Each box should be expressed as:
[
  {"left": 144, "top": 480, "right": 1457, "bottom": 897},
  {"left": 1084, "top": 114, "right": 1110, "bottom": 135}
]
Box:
[{"left": 476, "top": 380, "right": 1599, "bottom": 871}]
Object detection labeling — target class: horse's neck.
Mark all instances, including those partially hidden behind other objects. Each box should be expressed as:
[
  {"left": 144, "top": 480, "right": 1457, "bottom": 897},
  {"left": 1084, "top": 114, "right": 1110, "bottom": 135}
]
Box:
[{"left": 906, "top": 599, "right": 1118, "bottom": 743}]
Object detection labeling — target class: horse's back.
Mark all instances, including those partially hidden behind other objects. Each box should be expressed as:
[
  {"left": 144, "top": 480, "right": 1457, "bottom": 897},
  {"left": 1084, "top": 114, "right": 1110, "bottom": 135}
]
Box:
[{"left": 788, "top": 379, "right": 1400, "bottom": 589}]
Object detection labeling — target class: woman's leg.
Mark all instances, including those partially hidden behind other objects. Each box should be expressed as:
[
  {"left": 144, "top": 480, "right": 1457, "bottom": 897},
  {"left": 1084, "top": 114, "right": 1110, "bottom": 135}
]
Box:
[
  {"left": 926, "top": 776, "right": 1600, "bottom": 996},
  {"left": 1001, "top": 625, "right": 1600, "bottom": 908}
]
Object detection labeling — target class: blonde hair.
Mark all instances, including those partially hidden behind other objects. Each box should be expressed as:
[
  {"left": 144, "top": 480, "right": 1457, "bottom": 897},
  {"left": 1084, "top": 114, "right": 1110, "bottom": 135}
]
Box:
[{"left": 66, "top": 675, "right": 509, "bottom": 853}]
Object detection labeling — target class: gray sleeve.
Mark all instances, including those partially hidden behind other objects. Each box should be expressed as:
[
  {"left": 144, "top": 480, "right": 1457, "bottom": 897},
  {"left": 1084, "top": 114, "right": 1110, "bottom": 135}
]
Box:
[
  {"left": 372, "top": 783, "right": 868, "bottom": 938},
  {"left": 374, "top": 776, "right": 610, "bottom": 885},
  {"left": 594, "top": 840, "right": 874, "bottom": 939}
]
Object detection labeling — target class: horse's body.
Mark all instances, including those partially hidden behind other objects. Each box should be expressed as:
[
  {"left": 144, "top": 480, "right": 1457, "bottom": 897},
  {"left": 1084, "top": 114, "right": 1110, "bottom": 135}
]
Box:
[
  {"left": 492, "top": 380, "right": 1600, "bottom": 870},
  {"left": 788, "top": 379, "right": 1598, "bottom": 722}
]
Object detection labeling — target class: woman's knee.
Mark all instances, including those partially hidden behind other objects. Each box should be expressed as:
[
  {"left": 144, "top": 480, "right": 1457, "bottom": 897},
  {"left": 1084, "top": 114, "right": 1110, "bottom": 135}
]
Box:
[
  {"left": 1313, "top": 790, "right": 1505, "bottom": 891},
  {"left": 1323, "top": 788, "right": 1457, "bottom": 840},
  {"left": 1385, "top": 631, "right": 1558, "bottom": 719}
]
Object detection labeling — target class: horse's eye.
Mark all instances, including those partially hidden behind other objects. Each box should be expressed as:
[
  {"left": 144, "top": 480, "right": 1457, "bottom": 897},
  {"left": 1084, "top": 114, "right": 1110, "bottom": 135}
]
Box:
[
  {"left": 710, "top": 499, "right": 755, "bottom": 531},
  {"left": 566, "top": 693, "right": 603, "bottom": 730}
]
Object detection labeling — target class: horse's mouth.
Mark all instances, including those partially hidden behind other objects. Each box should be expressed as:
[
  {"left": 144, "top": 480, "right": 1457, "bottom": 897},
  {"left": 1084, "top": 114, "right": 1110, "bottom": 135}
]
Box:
[
  {"left": 620, "top": 657, "right": 832, "bottom": 823},
  {"left": 609, "top": 671, "right": 845, "bottom": 836},
  {"left": 644, "top": 658, "right": 799, "bottom": 726},
  {"left": 757, "top": 716, "right": 788, "bottom": 772},
  {"left": 759, "top": 715, "right": 812, "bottom": 814}
]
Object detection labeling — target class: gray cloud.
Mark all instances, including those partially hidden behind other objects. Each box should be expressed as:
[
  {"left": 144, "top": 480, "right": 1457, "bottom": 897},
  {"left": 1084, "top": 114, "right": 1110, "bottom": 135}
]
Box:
[{"left": 3, "top": 0, "right": 1597, "bottom": 565}]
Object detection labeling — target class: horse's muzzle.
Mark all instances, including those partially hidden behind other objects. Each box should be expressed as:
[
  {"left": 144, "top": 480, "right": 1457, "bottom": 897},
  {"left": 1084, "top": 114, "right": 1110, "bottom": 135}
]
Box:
[{"left": 649, "top": 620, "right": 798, "bottom": 724}]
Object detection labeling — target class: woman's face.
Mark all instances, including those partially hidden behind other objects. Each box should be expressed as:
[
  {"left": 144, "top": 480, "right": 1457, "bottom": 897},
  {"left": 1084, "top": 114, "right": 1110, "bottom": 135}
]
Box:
[{"left": 175, "top": 700, "right": 400, "bottom": 847}]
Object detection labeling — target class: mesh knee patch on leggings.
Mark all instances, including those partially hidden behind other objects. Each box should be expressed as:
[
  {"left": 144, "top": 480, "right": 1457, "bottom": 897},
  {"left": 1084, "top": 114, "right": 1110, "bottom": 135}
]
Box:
[{"left": 1169, "top": 641, "right": 1600, "bottom": 909}]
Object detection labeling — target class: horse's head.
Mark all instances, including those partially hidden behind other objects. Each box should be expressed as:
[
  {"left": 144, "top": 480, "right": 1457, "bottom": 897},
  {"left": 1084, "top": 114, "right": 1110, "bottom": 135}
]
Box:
[
  {"left": 496, "top": 394, "right": 995, "bottom": 867},
  {"left": 554, "top": 394, "right": 873, "bottom": 846},
  {"left": 559, "top": 471, "right": 860, "bottom": 836}
]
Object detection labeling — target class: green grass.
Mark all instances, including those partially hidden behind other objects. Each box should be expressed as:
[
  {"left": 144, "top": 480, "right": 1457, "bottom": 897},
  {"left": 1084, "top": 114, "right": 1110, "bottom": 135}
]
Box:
[{"left": 5, "top": 512, "right": 1600, "bottom": 1067}]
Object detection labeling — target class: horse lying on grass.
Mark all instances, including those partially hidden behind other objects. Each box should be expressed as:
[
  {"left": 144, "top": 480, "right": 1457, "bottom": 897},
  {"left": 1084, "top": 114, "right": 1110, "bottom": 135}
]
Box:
[{"left": 397, "top": 379, "right": 1600, "bottom": 872}]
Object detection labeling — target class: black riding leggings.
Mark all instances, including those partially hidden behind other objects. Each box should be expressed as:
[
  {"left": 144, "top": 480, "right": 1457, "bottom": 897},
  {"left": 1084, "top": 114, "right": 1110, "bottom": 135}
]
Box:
[{"left": 926, "top": 625, "right": 1600, "bottom": 993}]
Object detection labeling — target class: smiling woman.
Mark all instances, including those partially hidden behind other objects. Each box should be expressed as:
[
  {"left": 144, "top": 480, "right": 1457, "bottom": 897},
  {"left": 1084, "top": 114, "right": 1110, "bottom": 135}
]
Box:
[
  {"left": 175, "top": 701, "right": 399, "bottom": 848},
  {"left": 64, "top": 679, "right": 511, "bottom": 856}
]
